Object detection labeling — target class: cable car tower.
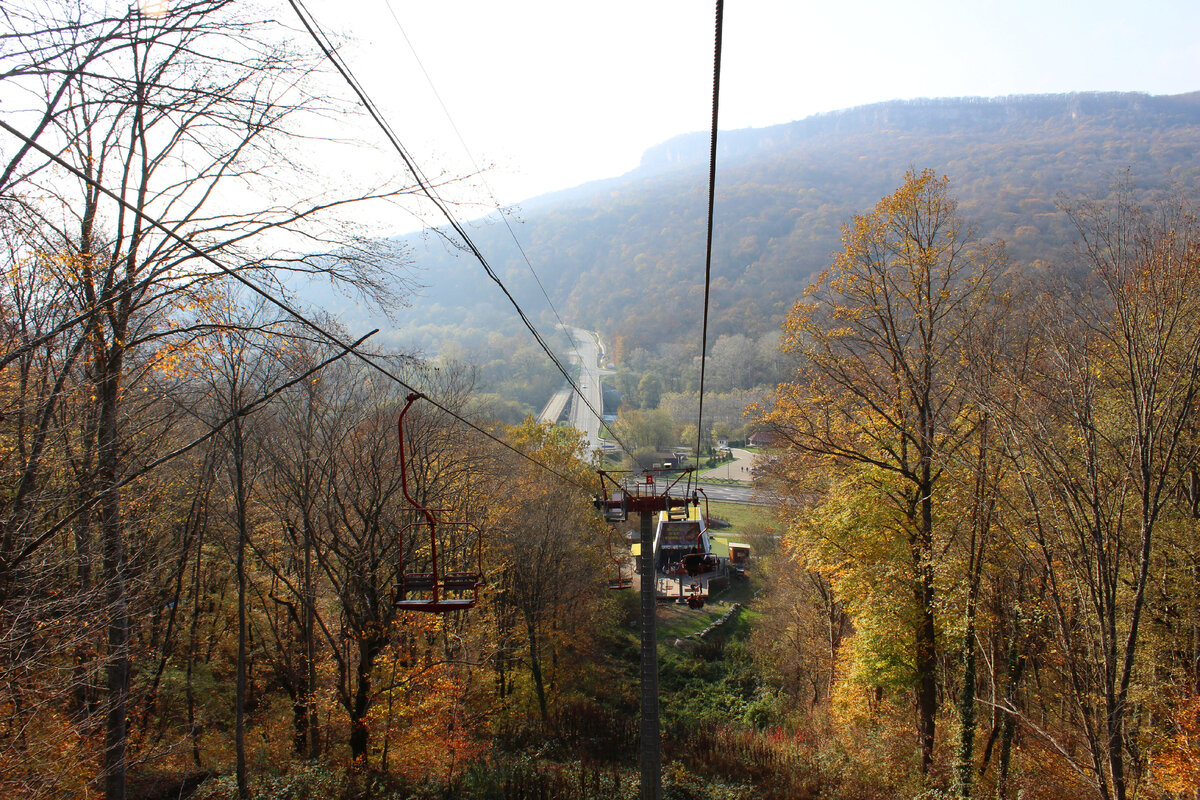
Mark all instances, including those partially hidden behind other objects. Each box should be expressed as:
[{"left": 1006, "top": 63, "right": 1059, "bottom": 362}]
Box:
[
  {"left": 393, "top": 393, "right": 483, "bottom": 612},
  {"left": 595, "top": 468, "right": 697, "bottom": 800}
]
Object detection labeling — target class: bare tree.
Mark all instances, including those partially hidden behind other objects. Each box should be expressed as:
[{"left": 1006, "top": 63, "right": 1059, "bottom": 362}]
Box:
[
  {"left": 0, "top": 3, "right": 420, "bottom": 795},
  {"left": 999, "top": 192, "right": 1200, "bottom": 800}
]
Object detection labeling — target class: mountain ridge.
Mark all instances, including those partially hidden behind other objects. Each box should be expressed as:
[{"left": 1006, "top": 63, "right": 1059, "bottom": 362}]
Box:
[{"left": 320, "top": 90, "right": 1200, "bottom": 398}]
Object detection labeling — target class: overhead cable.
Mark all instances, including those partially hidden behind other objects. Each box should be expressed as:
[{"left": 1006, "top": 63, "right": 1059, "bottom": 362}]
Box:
[
  {"left": 693, "top": 0, "right": 724, "bottom": 462},
  {"left": 285, "top": 0, "right": 633, "bottom": 458},
  {"left": 379, "top": 0, "right": 583, "bottom": 366},
  {"left": 0, "top": 119, "right": 591, "bottom": 492}
]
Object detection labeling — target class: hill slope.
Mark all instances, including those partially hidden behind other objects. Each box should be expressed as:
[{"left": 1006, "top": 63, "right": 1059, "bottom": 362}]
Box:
[{"left": 345, "top": 91, "right": 1200, "bottom": 363}]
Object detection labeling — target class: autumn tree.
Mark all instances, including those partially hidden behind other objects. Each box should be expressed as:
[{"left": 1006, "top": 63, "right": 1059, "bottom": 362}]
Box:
[
  {"left": 996, "top": 192, "right": 1200, "bottom": 800},
  {"left": 489, "top": 419, "right": 606, "bottom": 721},
  {"left": 760, "top": 169, "right": 1005, "bottom": 774},
  {"left": 0, "top": 3, "right": 416, "bottom": 794},
  {"left": 751, "top": 528, "right": 849, "bottom": 717}
]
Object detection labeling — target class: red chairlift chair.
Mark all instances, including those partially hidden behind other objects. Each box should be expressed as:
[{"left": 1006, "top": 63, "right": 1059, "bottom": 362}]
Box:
[
  {"left": 607, "top": 526, "right": 634, "bottom": 590},
  {"left": 393, "top": 393, "right": 482, "bottom": 613}
]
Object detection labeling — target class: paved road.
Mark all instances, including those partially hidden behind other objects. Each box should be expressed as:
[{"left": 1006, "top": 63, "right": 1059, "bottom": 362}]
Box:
[
  {"left": 538, "top": 387, "right": 571, "bottom": 424},
  {"left": 697, "top": 447, "right": 756, "bottom": 481},
  {"left": 673, "top": 483, "right": 771, "bottom": 505},
  {"left": 564, "top": 326, "right": 604, "bottom": 452}
]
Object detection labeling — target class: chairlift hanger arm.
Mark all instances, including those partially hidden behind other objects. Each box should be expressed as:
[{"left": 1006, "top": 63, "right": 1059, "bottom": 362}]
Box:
[{"left": 394, "top": 393, "right": 482, "bottom": 613}]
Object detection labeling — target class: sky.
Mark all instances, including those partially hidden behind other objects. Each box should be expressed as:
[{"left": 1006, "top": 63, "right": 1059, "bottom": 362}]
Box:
[{"left": 301, "top": 0, "right": 1200, "bottom": 228}]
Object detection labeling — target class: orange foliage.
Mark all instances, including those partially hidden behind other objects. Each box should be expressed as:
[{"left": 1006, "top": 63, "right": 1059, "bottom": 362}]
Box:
[
  {"left": 1153, "top": 694, "right": 1200, "bottom": 794},
  {"left": 368, "top": 636, "right": 485, "bottom": 784}
]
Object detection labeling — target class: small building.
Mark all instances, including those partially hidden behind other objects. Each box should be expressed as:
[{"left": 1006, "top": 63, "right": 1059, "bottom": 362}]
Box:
[
  {"left": 708, "top": 536, "right": 752, "bottom": 567},
  {"left": 653, "top": 514, "right": 708, "bottom": 571},
  {"left": 629, "top": 505, "right": 710, "bottom": 573},
  {"left": 654, "top": 452, "right": 679, "bottom": 469},
  {"left": 748, "top": 430, "right": 776, "bottom": 448},
  {"left": 627, "top": 506, "right": 752, "bottom": 576}
]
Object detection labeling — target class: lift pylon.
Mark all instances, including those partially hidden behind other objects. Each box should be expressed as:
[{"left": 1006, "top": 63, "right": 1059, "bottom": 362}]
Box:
[{"left": 594, "top": 467, "right": 698, "bottom": 800}]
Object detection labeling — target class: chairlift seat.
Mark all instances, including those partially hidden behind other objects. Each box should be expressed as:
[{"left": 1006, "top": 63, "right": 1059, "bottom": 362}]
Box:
[
  {"left": 666, "top": 504, "right": 689, "bottom": 521},
  {"left": 400, "top": 573, "right": 436, "bottom": 590},
  {"left": 442, "top": 572, "right": 480, "bottom": 591},
  {"left": 395, "top": 597, "right": 476, "bottom": 611},
  {"left": 393, "top": 394, "right": 485, "bottom": 615},
  {"left": 604, "top": 507, "right": 628, "bottom": 523}
]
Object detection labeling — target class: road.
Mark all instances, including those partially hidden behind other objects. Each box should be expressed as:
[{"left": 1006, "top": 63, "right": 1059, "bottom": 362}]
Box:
[
  {"left": 538, "top": 325, "right": 606, "bottom": 450},
  {"left": 538, "top": 387, "right": 571, "bottom": 424},
  {"left": 539, "top": 331, "right": 772, "bottom": 502},
  {"left": 696, "top": 448, "right": 756, "bottom": 480},
  {"left": 671, "top": 483, "right": 771, "bottom": 505},
  {"left": 564, "top": 326, "right": 605, "bottom": 452}
]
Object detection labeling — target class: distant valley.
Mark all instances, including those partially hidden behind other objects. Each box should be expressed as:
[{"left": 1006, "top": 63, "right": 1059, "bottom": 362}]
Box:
[{"left": 314, "top": 90, "right": 1200, "bottom": 416}]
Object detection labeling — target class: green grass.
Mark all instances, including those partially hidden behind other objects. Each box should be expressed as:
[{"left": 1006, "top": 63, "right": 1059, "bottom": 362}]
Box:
[
  {"left": 655, "top": 573, "right": 759, "bottom": 643},
  {"left": 704, "top": 501, "right": 769, "bottom": 533},
  {"left": 656, "top": 601, "right": 727, "bottom": 641}
]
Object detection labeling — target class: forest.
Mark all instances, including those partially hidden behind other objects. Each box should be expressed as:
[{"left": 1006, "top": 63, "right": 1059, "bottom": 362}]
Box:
[
  {"left": 2, "top": 3, "right": 1200, "bottom": 800},
  {"left": 757, "top": 170, "right": 1200, "bottom": 800},
  {"left": 373, "top": 89, "right": 1200, "bottom": 387}
]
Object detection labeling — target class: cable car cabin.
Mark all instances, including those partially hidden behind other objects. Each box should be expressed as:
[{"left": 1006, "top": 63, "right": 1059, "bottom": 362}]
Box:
[{"left": 394, "top": 520, "right": 482, "bottom": 612}]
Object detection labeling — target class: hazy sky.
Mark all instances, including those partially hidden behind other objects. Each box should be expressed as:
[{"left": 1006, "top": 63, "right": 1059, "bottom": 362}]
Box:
[{"left": 304, "top": 0, "right": 1200, "bottom": 226}]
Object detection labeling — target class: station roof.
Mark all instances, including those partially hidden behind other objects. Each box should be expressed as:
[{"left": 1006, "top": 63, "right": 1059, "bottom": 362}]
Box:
[{"left": 708, "top": 536, "right": 751, "bottom": 559}]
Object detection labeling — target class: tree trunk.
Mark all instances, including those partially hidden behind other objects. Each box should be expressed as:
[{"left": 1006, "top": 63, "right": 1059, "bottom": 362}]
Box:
[
  {"left": 995, "top": 614, "right": 1025, "bottom": 800},
  {"left": 915, "top": 570, "right": 938, "bottom": 775},
  {"left": 99, "top": 350, "right": 128, "bottom": 800},
  {"left": 955, "top": 615, "right": 978, "bottom": 799},
  {"left": 349, "top": 636, "right": 384, "bottom": 762},
  {"left": 916, "top": 472, "right": 938, "bottom": 775},
  {"left": 303, "top": 519, "right": 320, "bottom": 758},
  {"left": 527, "top": 618, "right": 548, "bottom": 721},
  {"left": 234, "top": 416, "right": 248, "bottom": 799}
]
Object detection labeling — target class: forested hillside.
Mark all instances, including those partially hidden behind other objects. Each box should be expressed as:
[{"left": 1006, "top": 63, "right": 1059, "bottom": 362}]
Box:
[
  {"left": 383, "top": 91, "right": 1200, "bottom": 363},
  {"left": 4, "top": 4, "right": 1200, "bottom": 798}
]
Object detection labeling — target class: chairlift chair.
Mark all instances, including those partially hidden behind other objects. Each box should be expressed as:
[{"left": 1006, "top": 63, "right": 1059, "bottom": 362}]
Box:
[
  {"left": 392, "top": 393, "right": 483, "bottom": 613},
  {"left": 606, "top": 527, "right": 634, "bottom": 590}
]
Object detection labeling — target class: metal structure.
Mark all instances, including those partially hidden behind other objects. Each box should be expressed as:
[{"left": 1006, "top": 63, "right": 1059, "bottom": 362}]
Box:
[
  {"left": 595, "top": 469, "right": 698, "bottom": 800},
  {"left": 593, "top": 469, "right": 695, "bottom": 524},
  {"left": 393, "top": 393, "right": 482, "bottom": 612},
  {"left": 607, "top": 526, "right": 634, "bottom": 590}
]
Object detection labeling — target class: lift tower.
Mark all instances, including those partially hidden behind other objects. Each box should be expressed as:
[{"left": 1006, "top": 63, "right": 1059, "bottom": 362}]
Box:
[{"left": 595, "top": 470, "right": 695, "bottom": 800}]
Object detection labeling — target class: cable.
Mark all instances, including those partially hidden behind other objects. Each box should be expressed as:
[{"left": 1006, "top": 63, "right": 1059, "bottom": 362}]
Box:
[
  {"left": 0, "top": 118, "right": 592, "bottom": 492},
  {"left": 285, "top": 0, "right": 634, "bottom": 459},
  {"left": 290, "top": 0, "right": 617, "bottom": 450},
  {"left": 4, "top": 329, "right": 376, "bottom": 575},
  {"left": 693, "top": 0, "right": 724, "bottom": 464},
  {"left": 379, "top": 0, "right": 583, "bottom": 366}
]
